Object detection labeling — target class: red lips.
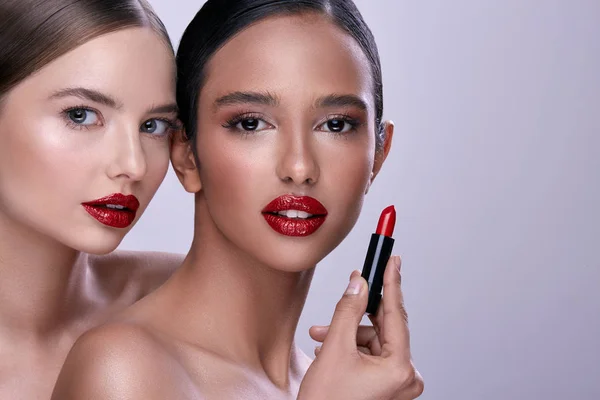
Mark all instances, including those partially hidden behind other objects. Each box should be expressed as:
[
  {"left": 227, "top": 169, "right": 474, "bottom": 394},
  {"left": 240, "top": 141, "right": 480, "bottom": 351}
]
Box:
[
  {"left": 81, "top": 193, "right": 140, "bottom": 229},
  {"left": 261, "top": 195, "right": 328, "bottom": 237}
]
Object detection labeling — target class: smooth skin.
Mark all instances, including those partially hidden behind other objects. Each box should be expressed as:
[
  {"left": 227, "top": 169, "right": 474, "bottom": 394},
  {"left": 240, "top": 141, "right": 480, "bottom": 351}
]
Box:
[
  {"left": 0, "top": 28, "right": 182, "bottom": 399},
  {"left": 52, "top": 14, "right": 422, "bottom": 400}
]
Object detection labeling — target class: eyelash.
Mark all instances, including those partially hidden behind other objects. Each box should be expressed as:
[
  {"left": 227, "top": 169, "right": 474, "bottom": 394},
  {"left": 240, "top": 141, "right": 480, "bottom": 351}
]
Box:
[
  {"left": 323, "top": 114, "right": 362, "bottom": 133},
  {"left": 143, "top": 118, "right": 181, "bottom": 140},
  {"left": 60, "top": 105, "right": 180, "bottom": 139},
  {"left": 61, "top": 105, "right": 100, "bottom": 131},
  {"left": 222, "top": 112, "right": 266, "bottom": 130},
  {"left": 222, "top": 112, "right": 362, "bottom": 134}
]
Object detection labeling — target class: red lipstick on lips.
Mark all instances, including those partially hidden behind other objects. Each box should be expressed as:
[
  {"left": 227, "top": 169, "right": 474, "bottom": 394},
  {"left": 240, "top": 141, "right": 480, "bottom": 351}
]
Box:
[
  {"left": 361, "top": 205, "right": 396, "bottom": 314},
  {"left": 262, "top": 195, "right": 328, "bottom": 237},
  {"left": 81, "top": 193, "right": 140, "bottom": 229}
]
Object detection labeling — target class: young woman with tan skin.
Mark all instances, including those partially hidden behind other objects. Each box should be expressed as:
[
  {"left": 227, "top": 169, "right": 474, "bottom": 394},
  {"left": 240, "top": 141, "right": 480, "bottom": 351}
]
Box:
[
  {"left": 0, "top": 1, "right": 184, "bottom": 397},
  {"left": 53, "top": 1, "right": 424, "bottom": 399}
]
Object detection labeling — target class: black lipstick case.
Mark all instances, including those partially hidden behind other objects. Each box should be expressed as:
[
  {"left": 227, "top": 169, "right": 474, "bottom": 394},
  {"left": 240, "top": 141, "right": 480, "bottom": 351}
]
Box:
[{"left": 360, "top": 233, "right": 395, "bottom": 314}]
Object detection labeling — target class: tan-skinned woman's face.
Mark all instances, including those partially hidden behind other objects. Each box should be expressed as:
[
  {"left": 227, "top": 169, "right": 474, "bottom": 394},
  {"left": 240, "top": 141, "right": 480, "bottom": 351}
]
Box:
[
  {"left": 173, "top": 14, "right": 393, "bottom": 271},
  {"left": 0, "top": 28, "right": 177, "bottom": 254}
]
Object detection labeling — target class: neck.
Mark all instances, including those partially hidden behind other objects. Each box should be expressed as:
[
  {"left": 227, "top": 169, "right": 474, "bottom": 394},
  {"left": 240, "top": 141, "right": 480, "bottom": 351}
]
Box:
[
  {"left": 0, "top": 210, "right": 90, "bottom": 339},
  {"left": 162, "top": 206, "right": 314, "bottom": 388}
]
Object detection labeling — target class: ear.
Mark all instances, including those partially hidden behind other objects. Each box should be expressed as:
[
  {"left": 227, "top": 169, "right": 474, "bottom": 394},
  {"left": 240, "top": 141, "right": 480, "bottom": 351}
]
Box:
[
  {"left": 170, "top": 129, "right": 202, "bottom": 193},
  {"left": 365, "top": 120, "right": 394, "bottom": 194}
]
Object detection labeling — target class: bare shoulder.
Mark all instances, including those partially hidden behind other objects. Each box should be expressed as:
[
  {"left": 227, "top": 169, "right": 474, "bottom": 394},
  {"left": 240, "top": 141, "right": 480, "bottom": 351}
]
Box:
[
  {"left": 90, "top": 250, "right": 185, "bottom": 298},
  {"left": 52, "top": 322, "right": 201, "bottom": 399}
]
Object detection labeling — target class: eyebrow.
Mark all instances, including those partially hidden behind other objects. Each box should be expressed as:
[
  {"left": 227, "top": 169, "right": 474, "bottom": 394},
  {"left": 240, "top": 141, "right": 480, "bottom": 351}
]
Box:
[
  {"left": 147, "top": 103, "right": 179, "bottom": 115},
  {"left": 49, "top": 87, "right": 124, "bottom": 110},
  {"left": 49, "top": 87, "right": 178, "bottom": 115},
  {"left": 314, "top": 94, "right": 368, "bottom": 111},
  {"left": 214, "top": 91, "right": 279, "bottom": 109},
  {"left": 212, "top": 91, "right": 368, "bottom": 112}
]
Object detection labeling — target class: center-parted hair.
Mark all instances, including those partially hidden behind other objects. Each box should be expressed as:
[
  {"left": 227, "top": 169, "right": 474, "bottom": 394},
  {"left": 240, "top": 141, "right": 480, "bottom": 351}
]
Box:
[
  {"left": 176, "top": 0, "right": 385, "bottom": 150},
  {"left": 0, "top": 0, "right": 172, "bottom": 105}
]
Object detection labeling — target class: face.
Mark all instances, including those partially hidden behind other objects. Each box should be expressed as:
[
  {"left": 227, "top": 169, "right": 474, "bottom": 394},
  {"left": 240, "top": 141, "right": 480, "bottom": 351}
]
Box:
[
  {"left": 0, "top": 27, "right": 177, "bottom": 254},
  {"left": 175, "top": 14, "right": 392, "bottom": 271}
]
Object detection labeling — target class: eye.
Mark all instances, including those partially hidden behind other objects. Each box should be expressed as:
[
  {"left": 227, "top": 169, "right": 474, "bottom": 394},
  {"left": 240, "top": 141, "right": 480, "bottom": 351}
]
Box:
[
  {"left": 141, "top": 119, "right": 172, "bottom": 135},
  {"left": 66, "top": 108, "right": 99, "bottom": 126},
  {"left": 236, "top": 117, "right": 269, "bottom": 132},
  {"left": 224, "top": 114, "right": 272, "bottom": 133},
  {"left": 318, "top": 118, "right": 355, "bottom": 134}
]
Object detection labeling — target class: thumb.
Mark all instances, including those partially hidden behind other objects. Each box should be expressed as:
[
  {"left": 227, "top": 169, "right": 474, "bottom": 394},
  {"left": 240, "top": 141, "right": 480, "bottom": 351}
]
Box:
[{"left": 320, "top": 272, "right": 369, "bottom": 354}]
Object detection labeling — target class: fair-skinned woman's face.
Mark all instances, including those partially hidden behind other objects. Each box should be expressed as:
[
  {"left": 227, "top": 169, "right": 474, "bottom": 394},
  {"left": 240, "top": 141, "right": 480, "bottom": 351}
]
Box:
[
  {"left": 174, "top": 14, "right": 392, "bottom": 271},
  {"left": 0, "top": 27, "right": 177, "bottom": 254}
]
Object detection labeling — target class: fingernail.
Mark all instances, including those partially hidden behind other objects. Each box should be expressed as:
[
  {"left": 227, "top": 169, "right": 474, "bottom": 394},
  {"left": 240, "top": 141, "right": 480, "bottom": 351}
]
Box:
[
  {"left": 314, "top": 346, "right": 321, "bottom": 356},
  {"left": 311, "top": 325, "right": 328, "bottom": 333},
  {"left": 345, "top": 276, "right": 363, "bottom": 295}
]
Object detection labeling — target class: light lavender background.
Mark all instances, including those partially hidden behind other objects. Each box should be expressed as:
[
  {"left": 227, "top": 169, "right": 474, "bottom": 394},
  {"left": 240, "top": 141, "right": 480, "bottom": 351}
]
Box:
[{"left": 120, "top": 1, "right": 600, "bottom": 398}]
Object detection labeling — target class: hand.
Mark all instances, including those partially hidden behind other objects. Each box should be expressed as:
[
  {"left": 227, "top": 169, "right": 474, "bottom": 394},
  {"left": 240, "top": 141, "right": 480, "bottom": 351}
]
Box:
[{"left": 297, "top": 256, "right": 424, "bottom": 400}]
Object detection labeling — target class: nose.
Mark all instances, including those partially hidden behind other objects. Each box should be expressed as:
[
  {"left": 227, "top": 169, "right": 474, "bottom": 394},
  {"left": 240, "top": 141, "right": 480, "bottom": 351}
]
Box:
[
  {"left": 106, "top": 125, "right": 147, "bottom": 182},
  {"left": 275, "top": 128, "right": 320, "bottom": 186}
]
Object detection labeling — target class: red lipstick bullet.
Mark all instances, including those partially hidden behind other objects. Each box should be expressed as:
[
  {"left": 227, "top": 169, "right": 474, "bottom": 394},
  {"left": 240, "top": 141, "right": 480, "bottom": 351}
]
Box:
[{"left": 361, "top": 205, "right": 396, "bottom": 314}]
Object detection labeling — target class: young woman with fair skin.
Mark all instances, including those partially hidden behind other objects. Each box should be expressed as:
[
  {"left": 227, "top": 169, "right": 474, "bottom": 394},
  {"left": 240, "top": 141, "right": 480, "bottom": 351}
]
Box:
[
  {"left": 53, "top": 1, "right": 424, "bottom": 399},
  {"left": 0, "top": 1, "right": 183, "bottom": 397}
]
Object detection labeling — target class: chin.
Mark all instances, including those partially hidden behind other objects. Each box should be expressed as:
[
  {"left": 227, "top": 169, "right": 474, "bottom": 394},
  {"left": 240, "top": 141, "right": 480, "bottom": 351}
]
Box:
[
  {"left": 66, "top": 229, "right": 128, "bottom": 255},
  {"left": 272, "top": 255, "right": 323, "bottom": 273},
  {"left": 219, "top": 215, "right": 352, "bottom": 272},
  {"left": 251, "top": 235, "right": 342, "bottom": 273}
]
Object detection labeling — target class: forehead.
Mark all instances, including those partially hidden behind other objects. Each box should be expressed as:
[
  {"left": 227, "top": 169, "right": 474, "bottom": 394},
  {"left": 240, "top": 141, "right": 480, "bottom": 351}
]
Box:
[
  {"left": 202, "top": 13, "right": 373, "bottom": 105},
  {"left": 10, "top": 27, "right": 175, "bottom": 107}
]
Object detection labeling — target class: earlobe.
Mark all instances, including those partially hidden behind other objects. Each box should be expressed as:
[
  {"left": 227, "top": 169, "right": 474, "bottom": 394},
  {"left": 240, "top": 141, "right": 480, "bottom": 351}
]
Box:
[{"left": 170, "top": 130, "right": 202, "bottom": 193}]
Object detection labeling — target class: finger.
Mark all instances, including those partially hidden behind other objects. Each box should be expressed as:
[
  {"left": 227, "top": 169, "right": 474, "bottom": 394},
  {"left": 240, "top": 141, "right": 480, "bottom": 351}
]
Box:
[
  {"left": 311, "top": 325, "right": 372, "bottom": 343},
  {"left": 311, "top": 270, "right": 361, "bottom": 339},
  {"left": 364, "top": 264, "right": 392, "bottom": 349},
  {"left": 367, "top": 291, "right": 394, "bottom": 349},
  {"left": 316, "top": 344, "right": 369, "bottom": 359},
  {"left": 320, "top": 271, "right": 369, "bottom": 354},
  {"left": 394, "top": 368, "right": 425, "bottom": 400},
  {"left": 380, "top": 255, "right": 411, "bottom": 361},
  {"left": 309, "top": 325, "right": 328, "bottom": 342},
  {"left": 357, "top": 325, "right": 382, "bottom": 356},
  {"left": 314, "top": 346, "right": 321, "bottom": 357},
  {"left": 367, "top": 309, "right": 384, "bottom": 342},
  {"left": 310, "top": 325, "right": 382, "bottom": 355},
  {"left": 410, "top": 370, "right": 425, "bottom": 399}
]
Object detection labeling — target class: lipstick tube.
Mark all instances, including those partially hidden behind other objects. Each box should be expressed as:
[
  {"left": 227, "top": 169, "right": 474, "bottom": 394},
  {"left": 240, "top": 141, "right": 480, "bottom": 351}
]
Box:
[{"left": 361, "top": 205, "right": 396, "bottom": 314}]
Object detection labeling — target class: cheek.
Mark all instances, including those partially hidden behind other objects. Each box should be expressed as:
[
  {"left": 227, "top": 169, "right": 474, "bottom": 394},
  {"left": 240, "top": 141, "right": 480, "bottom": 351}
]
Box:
[
  {"left": 140, "top": 139, "right": 171, "bottom": 191},
  {"left": 320, "top": 140, "right": 374, "bottom": 228},
  {"left": 0, "top": 117, "right": 93, "bottom": 202},
  {"left": 324, "top": 139, "right": 374, "bottom": 196},
  {"left": 130, "top": 140, "right": 170, "bottom": 219},
  {"left": 197, "top": 133, "right": 275, "bottom": 232},
  {"left": 0, "top": 115, "right": 101, "bottom": 241},
  {"left": 200, "top": 143, "right": 265, "bottom": 208},
  {"left": 337, "top": 152, "right": 372, "bottom": 190}
]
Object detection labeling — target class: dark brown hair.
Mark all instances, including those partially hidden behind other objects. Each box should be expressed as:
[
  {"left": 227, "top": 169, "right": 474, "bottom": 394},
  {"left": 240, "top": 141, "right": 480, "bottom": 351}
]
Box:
[
  {"left": 0, "top": 0, "right": 172, "bottom": 104},
  {"left": 176, "top": 0, "right": 385, "bottom": 150}
]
